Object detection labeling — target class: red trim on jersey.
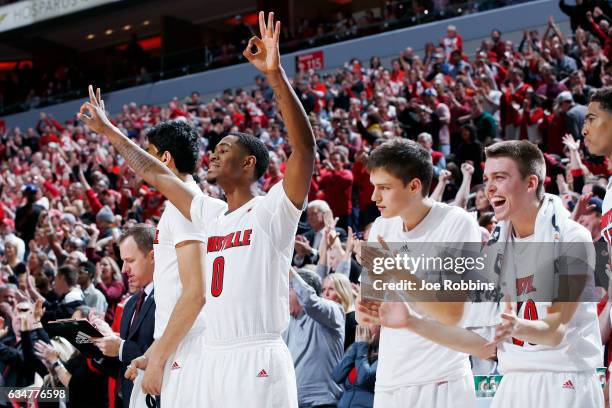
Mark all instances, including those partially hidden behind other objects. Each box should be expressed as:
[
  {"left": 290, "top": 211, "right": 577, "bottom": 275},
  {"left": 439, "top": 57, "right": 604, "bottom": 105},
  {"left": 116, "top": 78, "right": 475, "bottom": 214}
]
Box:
[{"left": 601, "top": 208, "right": 612, "bottom": 244}]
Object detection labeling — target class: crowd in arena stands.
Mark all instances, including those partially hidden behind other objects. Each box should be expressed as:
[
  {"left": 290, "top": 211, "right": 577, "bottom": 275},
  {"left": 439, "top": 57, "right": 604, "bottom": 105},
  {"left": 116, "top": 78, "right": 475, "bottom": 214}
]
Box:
[
  {"left": 0, "top": 0, "right": 516, "bottom": 116},
  {"left": 0, "top": 1, "right": 612, "bottom": 405}
]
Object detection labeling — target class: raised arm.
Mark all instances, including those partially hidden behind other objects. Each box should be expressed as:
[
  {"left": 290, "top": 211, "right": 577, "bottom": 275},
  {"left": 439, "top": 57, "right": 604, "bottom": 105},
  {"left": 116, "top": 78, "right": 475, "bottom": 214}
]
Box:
[
  {"left": 430, "top": 169, "right": 451, "bottom": 202},
  {"left": 290, "top": 267, "right": 345, "bottom": 331},
  {"left": 243, "top": 12, "right": 316, "bottom": 208},
  {"left": 453, "top": 163, "right": 474, "bottom": 209},
  {"left": 77, "top": 86, "right": 196, "bottom": 220}
]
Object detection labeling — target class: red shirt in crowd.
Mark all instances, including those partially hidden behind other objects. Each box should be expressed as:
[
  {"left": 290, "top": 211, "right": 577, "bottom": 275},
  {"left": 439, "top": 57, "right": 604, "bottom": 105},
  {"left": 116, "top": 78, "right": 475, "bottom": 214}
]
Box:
[
  {"left": 520, "top": 107, "right": 545, "bottom": 141},
  {"left": 441, "top": 33, "right": 463, "bottom": 59},
  {"left": 352, "top": 161, "right": 374, "bottom": 212},
  {"left": 141, "top": 187, "right": 165, "bottom": 220},
  {"left": 501, "top": 83, "right": 532, "bottom": 127},
  {"left": 38, "top": 133, "right": 60, "bottom": 148},
  {"left": 318, "top": 168, "right": 354, "bottom": 217},
  {"left": 262, "top": 173, "right": 284, "bottom": 193},
  {"left": 589, "top": 19, "right": 612, "bottom": 61},
  {"left": 544, "top": 112, "right": 567, "bottom": 156},
  {"left": 170, "top": 108, "right": 189, "bottom": 119}
]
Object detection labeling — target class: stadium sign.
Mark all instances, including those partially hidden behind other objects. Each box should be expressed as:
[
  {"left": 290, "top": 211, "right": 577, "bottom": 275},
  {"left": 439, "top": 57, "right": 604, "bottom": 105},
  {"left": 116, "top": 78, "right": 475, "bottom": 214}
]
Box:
[
  {"left": 296, "top": 50, "right": 324, "bottom": 72},
  {"left": 0, "top": 0, "right": 120, "bottom": 33}
]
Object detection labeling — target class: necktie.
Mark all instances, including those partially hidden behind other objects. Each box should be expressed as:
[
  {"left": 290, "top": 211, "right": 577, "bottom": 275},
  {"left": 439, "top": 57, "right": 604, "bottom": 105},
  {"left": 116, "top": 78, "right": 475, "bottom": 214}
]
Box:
[{"left": 130, "top": 290, "right": 146, "bottom": 328}]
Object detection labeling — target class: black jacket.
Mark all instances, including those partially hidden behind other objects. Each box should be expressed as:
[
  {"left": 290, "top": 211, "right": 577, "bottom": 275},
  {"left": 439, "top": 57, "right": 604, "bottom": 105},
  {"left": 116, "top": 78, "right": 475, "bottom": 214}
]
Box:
[{"left": 98, "top": 290, "right": 155, "bottom": 408}]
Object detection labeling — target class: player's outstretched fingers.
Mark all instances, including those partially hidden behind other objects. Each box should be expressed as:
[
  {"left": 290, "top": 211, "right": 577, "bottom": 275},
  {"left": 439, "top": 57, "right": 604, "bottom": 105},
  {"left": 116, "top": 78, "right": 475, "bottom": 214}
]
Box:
[
  {"left": 88, "top": 85, "right": 98, "bottom": 107},
  {"left": 273, "top": 20, "right": 281, "bottom": 43},
  {"left": 258, "top": 11, "right": 266, "bottom": 38},
  {"left": 267, "top": 12, "right": 274, "bottom": 38}
]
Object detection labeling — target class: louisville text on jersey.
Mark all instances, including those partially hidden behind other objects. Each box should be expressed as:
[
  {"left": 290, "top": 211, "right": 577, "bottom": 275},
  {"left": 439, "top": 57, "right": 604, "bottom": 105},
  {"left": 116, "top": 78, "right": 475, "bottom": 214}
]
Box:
[{"left": 207, "top": 229, "right": 253, "bottom": 253}]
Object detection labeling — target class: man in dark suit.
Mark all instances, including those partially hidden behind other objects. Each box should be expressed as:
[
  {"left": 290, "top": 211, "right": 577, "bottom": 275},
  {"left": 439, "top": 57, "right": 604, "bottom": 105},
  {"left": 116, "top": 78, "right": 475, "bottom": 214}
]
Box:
[
  {"left": 95, "top": 224, "right": 156, "bottom": 408},
  {"left": 294, "top": 200, "right": 347, "bottom": 267}
]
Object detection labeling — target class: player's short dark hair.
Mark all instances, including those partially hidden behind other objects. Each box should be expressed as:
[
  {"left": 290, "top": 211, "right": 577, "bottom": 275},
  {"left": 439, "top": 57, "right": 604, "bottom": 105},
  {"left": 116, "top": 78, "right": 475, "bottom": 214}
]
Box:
[
  {"left": 485, "top": 140, "right": 545, "bottom": 198},
  {"left": 367, "top": 139, "right": 433, "bottom": 196},
  {"left": 146, "top": 120, "right": 199, "bottom": 174},
  {"left": 57, "top": 265, "right": 78, "bottom": 287},
  {"left": 231, "top": 132, "right": 270, "bottom": 181},
  {"left": 297, "top": 269, "right": 322, "bottom": 297},
  {"left": 590, "top": 87, "right": 612, "bottom": 114},
  {"left": 119, "top": 224, "right": 155, "bottom": 255}
]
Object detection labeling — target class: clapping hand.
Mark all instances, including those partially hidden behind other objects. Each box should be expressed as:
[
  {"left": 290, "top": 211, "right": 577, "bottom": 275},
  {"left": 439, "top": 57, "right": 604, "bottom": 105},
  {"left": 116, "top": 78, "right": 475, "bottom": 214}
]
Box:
[
  {"left": 573, "top": 192, "right": 596, "bottom": 220},
  {"left": 34, "top": 340, "right": 60, "bottom": 365},
  {"left": 562, "top": 133, "right": 580, "bottom": 151},
  {"left": 485, "top": 296, "right": 518, "bottom": 347},
  {"left": 355, "top": 325, "right": 372, "bottom": 342},
  {"left": 294, "top": 235, "right": 313, "bottom": 256},
  {"left": 379, "top": 302, "right": 414, "bottom": 330}
]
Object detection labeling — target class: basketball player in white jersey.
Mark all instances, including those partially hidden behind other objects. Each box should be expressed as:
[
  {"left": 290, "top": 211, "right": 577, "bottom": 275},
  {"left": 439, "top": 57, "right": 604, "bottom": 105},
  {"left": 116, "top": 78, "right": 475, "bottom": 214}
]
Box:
[
  {"left": 78, "top": 11, "right": 314, "bottom": 407},
  {"left": 125, "top": 120, "right": 227, "bottom": 407},
  {"left": 583, "top": 87, "right": 612, "bottom": 243},
  {"left": 356, "top": 139, "right": 482, "bottom": 407},
  {"left": 583, "top": 87, "right": 612, "bottom": 405},
  {"left": 363, "top": 140, "right": 604, "bottom": 407},
  {"left": 482, "top": 141, "right": 603, "bottom": 407}
]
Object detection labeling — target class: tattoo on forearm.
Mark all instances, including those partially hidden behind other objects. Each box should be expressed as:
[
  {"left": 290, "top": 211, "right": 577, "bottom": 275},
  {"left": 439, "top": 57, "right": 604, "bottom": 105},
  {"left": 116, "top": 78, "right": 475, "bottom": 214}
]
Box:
[{"left": 115, "top": 138, "right": 156, "bottom": 175}]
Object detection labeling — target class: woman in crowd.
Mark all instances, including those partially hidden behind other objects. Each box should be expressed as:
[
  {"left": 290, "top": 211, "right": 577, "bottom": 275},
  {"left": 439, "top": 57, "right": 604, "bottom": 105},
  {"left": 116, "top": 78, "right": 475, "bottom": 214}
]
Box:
[
  {"left": 2, "top": 238, "right": 22, "bottom": 270},
  {"left": 93, "top": 256, "right": 125, "bottom": 323},
  {"left": 332, "top": 324, "right": 380, "bottom": 408},
  {"left": 323, "top": 273, "right": 358, "bottom": 350}
]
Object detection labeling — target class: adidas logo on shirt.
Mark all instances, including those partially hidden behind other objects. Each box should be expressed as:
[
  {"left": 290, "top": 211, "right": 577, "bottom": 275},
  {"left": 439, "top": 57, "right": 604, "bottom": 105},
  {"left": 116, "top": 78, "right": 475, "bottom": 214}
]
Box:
[
  {"left": 256, "top": 369, "right": 268, "bottom": 378},
  {"left": 562, "top": 380, "right": 574, "bottom": 390},
  {"left": 171, "top": 361, "right": 181, "bottom": 370},
  {"left": 75, "top": 331, "right": 91, "bottom": 344}
]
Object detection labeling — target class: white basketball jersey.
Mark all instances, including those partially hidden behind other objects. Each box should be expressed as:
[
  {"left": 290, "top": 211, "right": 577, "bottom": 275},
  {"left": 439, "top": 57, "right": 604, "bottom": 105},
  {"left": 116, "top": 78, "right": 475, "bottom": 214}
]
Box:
[
  {"left": 604, "top": 178, "right": 612, "bottom": 331},
  {"left": 190, "top": 181, "right": 303, "bottom": 342},
  {"left": 497, "top": 301, "right": 602, "bottom": 373},
  {"left": 497, "top": 223, "right": 603, "bottom": 373},
  {"left": 153, "top": 180, "right": 227, "bottom": 339},
  {"left": 602, "top": 177, "right": 612, "bottom": 244},
  {"left": 369, "top": 202, "right": 481, "bottom": 390}
]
